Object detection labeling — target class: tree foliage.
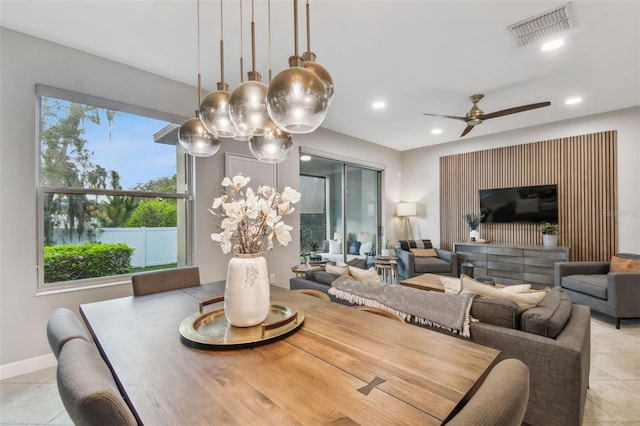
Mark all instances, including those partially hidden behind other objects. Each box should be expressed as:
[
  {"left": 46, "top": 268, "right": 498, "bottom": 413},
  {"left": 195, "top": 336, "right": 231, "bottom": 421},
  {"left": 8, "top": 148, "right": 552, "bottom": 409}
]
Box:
[{"left": 126, "top": 200, "right": 177, "bottom": 227}]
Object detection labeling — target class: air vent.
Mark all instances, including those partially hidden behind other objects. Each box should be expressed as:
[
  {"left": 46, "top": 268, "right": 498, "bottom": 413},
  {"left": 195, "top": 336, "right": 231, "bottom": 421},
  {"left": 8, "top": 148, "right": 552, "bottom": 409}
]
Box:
[{"left": 508, "top": 3, "right": 572, "bottom": 47}]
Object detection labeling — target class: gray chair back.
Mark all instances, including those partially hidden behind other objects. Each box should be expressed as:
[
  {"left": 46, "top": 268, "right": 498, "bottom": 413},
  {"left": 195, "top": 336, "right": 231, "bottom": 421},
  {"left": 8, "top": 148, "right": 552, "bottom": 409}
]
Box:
[
  {"left": 47, "top": 308, "right": 92, "bottom": 359},
  {"left": 57, "top": 338, "right": 138, "bottom": 426},
  {"left": 446, "top": 358, "right": 530, "bottom": 426},
  {"left": 132, "top": 266, "right": 200, "bottom": 296}
]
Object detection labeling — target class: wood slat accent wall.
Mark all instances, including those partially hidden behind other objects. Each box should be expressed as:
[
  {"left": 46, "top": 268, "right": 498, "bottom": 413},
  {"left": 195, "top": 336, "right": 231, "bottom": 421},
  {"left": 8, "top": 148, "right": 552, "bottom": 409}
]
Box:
[{"left": 440, "top": 131, "right": 617, "bottom": 261}]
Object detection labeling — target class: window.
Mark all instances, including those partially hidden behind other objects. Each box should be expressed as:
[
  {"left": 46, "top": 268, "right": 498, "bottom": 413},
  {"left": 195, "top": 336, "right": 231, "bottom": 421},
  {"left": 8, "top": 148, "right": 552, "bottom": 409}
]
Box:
[
  {"left": 36, "top": 85, "right": 192, "bottom": 290},
  {"left": 300, "top": 154, "right": 382, "bottom": 262}
]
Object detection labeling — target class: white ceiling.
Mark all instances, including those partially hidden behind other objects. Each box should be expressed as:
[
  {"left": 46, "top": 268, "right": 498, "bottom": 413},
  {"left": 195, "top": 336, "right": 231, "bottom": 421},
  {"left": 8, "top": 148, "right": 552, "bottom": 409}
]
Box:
[{"left": 2, "top": 0, "right": 639, "bottom": 151}]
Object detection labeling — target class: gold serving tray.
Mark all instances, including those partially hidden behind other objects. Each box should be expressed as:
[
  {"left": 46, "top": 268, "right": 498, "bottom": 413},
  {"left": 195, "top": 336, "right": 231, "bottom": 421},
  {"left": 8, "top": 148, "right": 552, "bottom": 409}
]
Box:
[{"left": 179, "top": 298, "right": 305, "bottom": 349}]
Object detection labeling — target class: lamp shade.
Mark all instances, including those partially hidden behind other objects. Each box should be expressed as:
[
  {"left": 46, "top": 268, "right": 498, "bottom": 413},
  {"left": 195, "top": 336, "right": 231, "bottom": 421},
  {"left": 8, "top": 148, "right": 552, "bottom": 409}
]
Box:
[
  {"left": 200, "top": 83, "right": 237, "bottom": 138},
  {"left": 249, "top": 127, "right": 293, "bottom": 164},
  {"left": 397, "top": 202, "right": 417, "bottom": 217}
]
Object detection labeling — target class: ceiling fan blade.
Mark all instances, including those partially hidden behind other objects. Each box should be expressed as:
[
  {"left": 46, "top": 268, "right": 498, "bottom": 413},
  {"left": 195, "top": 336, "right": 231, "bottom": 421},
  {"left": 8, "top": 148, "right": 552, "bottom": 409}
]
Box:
[
  {"left": 422, "top": 113, "right": 467, "bottom": 122},
  {"left": 460, "top": 125, "right": 474, "bottom": 137},
  {"left": 481, "top": 102, "right": 551, "bottom": 120}
]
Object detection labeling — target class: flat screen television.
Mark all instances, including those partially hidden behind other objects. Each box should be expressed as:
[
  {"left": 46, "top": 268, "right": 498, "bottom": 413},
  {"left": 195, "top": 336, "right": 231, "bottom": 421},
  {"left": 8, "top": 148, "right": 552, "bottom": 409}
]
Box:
[{"left": 479, "top": 184, "right": 558, "bottom": 224}]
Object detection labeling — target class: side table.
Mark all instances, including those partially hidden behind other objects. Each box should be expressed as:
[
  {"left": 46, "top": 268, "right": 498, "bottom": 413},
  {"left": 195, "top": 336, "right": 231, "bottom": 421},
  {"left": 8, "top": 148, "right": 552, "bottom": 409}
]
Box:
[{"left": 375, "top": 256, "right": 399, "bottom": 283}]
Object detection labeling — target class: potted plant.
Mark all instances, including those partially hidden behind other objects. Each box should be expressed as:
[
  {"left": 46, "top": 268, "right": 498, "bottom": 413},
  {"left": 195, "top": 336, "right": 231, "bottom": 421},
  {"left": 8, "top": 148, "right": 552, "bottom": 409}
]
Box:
[
  {"left": 381, "top": 239, "right": 396, "bottom": 257},
  {"left": 539, "top": 222, "right": 560, "bottom": 247},
  {"left": 309, "top": 240, "right": 320, "bottom": 257},
  {"left": 463, "top": 213, "right": 483, "bottom": 241}
]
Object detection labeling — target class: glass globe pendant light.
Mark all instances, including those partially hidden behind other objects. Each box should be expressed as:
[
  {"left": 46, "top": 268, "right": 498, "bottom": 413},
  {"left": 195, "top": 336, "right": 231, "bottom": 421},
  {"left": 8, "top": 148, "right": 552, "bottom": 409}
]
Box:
[
  {"left": 248, "top": 0, "right": 293, "bottom": 164},
  {"left": 199, "top": 0, "right": 237, "bottom": 138},
  {"left": 249, "top": 127, "right": 293, "bottom": 164},
  {"left": 302, "top": 0, "right": 334, "bottom": 104},
  {"left": 229, "top": 0, "right": 274, "bottom": 137},
  {"left": 178, "top": 0, "right": 221, "bottom": 157},
  {"left": 266, "top": 0, "right": 328, "bottom": 134}
]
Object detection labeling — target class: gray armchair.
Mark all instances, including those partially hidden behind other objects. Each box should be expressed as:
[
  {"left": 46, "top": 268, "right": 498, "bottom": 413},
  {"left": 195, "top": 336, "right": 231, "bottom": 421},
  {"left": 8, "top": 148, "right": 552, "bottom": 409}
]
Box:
[
  {"left": 396, "top": 239, "right": 458, "bottom": 279},
  {"left": 554, "top": 253, "right": 640, "bottom": 328}
]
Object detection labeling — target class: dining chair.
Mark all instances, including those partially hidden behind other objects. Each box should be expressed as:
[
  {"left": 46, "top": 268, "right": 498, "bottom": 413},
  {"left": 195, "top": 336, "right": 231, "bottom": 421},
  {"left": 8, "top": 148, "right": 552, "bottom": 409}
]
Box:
[
  {"left": 446, "top": 358, "right": 530, "bottom": 426},
  {"left": 46, "top": 308, "right": 92, "bottom": 359},
  {"left": 355, "top": 306, "right": 405, "bottom": 322},
  {"left": 131, "top": 266, "right": 200, "bottom": 296},
  {"left": 56, "top": 338, "right": 138, "bottom": 426},
  {"left": 294, "top": 288, "right": 331, "bottom": 302}
]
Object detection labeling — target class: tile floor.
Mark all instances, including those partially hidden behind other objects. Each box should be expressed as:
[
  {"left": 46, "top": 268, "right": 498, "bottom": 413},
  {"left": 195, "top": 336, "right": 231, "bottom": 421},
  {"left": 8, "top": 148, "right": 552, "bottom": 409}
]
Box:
[{"left": 0, "top": 312, "right": 638, "bottom": 425}]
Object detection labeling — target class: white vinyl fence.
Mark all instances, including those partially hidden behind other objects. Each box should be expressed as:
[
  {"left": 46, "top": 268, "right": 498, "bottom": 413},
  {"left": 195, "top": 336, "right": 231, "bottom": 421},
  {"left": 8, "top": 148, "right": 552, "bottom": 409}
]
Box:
[{"left": 51, "top": 227, "right": 177, "bottom": 268}]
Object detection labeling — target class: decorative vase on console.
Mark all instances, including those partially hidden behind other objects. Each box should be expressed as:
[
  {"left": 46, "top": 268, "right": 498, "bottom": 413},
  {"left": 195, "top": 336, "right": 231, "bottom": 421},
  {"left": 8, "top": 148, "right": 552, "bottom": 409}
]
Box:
[
  {"left": 209, "top": 175, "right": 301, "bottom": 327},
  {"left": 464, "top": 213, "right": 483, "bottom": 242}
]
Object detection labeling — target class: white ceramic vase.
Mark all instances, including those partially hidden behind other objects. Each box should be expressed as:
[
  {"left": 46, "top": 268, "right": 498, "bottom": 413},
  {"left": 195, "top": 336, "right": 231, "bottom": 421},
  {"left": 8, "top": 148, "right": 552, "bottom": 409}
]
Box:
[
  {"left": 470, "top": 229, "right": 480, "bottom": 241},
  {"left": 543, "top": 234, "right": 559, "bottom": 247},
  {"left": 224, "top": 253, "right": 270, "bottom": 327}
]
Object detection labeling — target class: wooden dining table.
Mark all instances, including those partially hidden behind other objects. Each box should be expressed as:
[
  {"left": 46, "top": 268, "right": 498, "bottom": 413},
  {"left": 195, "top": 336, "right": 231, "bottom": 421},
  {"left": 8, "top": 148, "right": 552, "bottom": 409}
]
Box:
[{"left": 80, "top": 282, "right": 500, "bottom": 425}]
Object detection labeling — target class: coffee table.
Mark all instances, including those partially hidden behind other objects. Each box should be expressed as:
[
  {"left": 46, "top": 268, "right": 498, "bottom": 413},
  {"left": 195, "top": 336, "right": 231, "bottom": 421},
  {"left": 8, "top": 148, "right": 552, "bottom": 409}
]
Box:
[{"left": 399, "top": 273, "right": 446, "bottom": 292}]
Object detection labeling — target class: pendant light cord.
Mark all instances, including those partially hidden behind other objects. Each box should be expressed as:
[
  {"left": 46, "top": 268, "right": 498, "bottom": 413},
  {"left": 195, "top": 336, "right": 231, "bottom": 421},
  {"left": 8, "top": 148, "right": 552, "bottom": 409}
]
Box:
[
  {"left": 219, "top": 0, "right": 225, "bottom": 84},
  {"left": 251, "top": 0, "right": 256, "bottom": 73},
  {"left": 305, "top": 0, "right": 310, "bottom": 53},
  {"left": 239, "top": 0, "right": 244, "bottom": 82},
  {"left": 293, "top": 0, "right": 299, "bottom": 56},
  {"left": 197, "top": 0, "right": 202, "bottom": 106},
  {"left": 268, "top": 0, "right": 272, "bottom": 82}
]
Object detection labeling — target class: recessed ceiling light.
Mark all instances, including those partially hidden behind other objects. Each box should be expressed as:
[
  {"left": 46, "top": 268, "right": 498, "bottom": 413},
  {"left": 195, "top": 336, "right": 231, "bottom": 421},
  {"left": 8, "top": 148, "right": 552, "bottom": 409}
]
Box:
[
  {"left": 565, "top": 96, "right": 582, "bottom": 105},
  {"left": 431, "top": 128, "right": 442, "bottom": 135},
  {"left": 300, "top": 155, "right": 311, "bottom": 161},
  {"left": 372, "top": 101, "right": 386, "bottom": 109},
  {"left": 542, "top": 38, "right": 564, "bottom": 51}
]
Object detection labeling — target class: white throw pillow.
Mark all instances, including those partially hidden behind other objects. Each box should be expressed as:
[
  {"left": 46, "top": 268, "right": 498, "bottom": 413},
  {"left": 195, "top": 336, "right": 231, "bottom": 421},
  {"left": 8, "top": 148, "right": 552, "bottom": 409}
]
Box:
[
  {"left": 359, "top": 241, "right": 373, "bottom": 256},
  {"left": 329, "top": 240, "right": 342, "bottom": 254},
  {"left": 349, "top": 266, "right": 381, "bottom": 282},
  {"left": 439, "top": 276, "right": 462, "bottom": 294},
  {"left": 325, "top": 263, "right": 349, "bottom": 276},
  {"left": 460, "top": 275, "right": 547, "bottom": 310},
  {"left": 358, "top": 232, "right": 372, "bottom": 243}
]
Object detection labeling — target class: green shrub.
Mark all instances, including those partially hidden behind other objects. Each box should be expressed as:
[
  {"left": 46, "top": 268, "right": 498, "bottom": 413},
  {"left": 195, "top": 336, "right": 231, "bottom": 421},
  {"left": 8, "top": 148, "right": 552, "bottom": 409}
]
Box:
[
  {"left": 126, "top": 200, "right": 177, "bottom": 227},
  {"left": 44, "top": 243, "right": 134, "bottom": 283}
]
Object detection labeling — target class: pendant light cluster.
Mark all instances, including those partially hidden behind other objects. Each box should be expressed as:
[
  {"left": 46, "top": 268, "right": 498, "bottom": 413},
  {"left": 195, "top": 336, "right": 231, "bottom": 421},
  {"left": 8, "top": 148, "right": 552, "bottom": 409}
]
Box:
[{"left": 179, "top": 0, "right": 332, "bottom": 163}]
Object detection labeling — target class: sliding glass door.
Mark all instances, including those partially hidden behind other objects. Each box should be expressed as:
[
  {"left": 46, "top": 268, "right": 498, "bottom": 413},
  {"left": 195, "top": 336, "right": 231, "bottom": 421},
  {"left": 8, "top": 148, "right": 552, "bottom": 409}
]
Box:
[{"left": 300, "top": 155, "right": 381, "bottom": 264}]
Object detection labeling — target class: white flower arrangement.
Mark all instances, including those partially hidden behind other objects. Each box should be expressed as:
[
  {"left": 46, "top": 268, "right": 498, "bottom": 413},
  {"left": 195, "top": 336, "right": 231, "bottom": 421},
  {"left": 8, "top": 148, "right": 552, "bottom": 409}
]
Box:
[{"left": 209, "top": 175, "right": 301, "bottom": 255}]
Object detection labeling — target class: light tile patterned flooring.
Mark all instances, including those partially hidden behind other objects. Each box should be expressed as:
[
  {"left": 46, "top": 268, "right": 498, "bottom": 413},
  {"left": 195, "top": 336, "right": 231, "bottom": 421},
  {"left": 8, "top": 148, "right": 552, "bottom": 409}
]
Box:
[{"left": 0, "top": 312, "right": 638, "bottom": 425}]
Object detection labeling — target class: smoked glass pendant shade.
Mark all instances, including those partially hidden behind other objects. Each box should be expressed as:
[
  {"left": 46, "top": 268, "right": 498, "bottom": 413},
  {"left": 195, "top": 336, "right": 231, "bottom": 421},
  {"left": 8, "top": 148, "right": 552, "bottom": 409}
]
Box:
[
  {"left": 229, "top": 72, "right": 273, "bottom": 137},
  {"left": 178, "top": 112, "right": 221, "bottom": 157},
  {"left": 266, "top": 56, "right": 328, "bottom": 134},
  {"left": 302, "top": 51, "right": 334, "bottom": 104},
  {"left": 199, "top": 82, "right": 237, "bottom": 138},
  {"left": 249, "top": 127, "right": 293, "bottom": 164}
]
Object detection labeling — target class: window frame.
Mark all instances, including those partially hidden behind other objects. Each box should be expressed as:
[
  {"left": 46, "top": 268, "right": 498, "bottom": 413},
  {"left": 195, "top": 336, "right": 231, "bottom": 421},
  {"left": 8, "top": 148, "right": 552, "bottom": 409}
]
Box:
[{"left": 35, "top": 84, "right": 195, "bottom": 293}]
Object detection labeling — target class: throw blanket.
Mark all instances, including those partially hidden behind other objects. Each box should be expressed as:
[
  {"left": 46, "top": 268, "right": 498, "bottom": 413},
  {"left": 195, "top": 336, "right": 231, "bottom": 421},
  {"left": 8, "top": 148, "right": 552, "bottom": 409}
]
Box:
[{"left": 329, "top": 276, "right": 476, "bottom": 337}]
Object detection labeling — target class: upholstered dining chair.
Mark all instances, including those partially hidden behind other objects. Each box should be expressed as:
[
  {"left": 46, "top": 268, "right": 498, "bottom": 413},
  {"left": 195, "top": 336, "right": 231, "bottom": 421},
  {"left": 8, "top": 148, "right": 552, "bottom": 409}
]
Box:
[
  {"left": 355, "top": 306, "right": 405, "bottom": 323},
  {"left": 46, "top": 308, "right": 92, "bottom": 359},
  {"left": 131, "top": 266, "right": 200, "bottom": 296},
  {"left": 294, "top": 288, "right": 331, "bottom": 302},
  {"left": 57, "top": 338, "right": 138, "bottom": 426},
  {"left": 446, "top": 358, "right": 530, "bottom": 426}
]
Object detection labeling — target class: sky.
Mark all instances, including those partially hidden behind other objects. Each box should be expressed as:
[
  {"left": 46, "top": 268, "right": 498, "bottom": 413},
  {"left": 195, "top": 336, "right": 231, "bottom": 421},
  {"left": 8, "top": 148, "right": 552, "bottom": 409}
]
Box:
[{"left": 78, "top": 107, "right": 177, "bottom": 190}]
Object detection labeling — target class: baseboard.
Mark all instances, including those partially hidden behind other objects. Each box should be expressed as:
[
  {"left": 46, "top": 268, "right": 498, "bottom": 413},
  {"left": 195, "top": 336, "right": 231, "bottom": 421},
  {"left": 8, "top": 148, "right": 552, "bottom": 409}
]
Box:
[{"left": 0, "top": 353, "right": 57, "bottom": 380}]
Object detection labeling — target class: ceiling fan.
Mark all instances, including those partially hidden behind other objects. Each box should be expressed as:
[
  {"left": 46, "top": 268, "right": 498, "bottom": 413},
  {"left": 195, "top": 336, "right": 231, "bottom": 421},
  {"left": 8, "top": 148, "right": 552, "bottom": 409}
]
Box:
[{"left": 423, "top": 94, "right": 551, "bottom": 137}]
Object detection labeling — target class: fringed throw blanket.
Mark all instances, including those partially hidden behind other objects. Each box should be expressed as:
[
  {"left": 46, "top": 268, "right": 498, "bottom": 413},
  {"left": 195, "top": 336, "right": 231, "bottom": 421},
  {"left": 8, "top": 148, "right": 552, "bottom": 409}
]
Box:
[{"left": 329, "top": 276, "right": 476, "bottom": 337}]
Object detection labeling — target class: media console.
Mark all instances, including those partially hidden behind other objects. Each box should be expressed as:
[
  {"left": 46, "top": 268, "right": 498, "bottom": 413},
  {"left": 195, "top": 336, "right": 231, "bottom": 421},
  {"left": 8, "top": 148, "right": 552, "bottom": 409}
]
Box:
[{"left": 453, "top": 242, "right": 570, "bottom": 289}]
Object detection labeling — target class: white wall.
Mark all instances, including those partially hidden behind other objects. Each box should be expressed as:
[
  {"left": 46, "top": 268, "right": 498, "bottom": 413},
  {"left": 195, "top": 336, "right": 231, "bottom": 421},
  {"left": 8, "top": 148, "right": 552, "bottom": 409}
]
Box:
[
  {"left": 0, "top": 28, "right": 402, "bottom": 375},
  {"left": 401, "top": 107, "right": 640, "bottom": 253}
]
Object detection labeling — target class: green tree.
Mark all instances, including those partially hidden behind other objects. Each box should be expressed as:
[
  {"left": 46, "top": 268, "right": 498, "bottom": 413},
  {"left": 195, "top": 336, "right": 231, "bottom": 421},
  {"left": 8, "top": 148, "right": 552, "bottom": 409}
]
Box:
[
  {"left": 41, "top": 98, "right": 115, "bottom": 244},
  {"left": 98, "top": 171, "right": 138, "bottom": 227},
  {"left": 126, "top": 200, "right": 177, "bottom": 227},
  {"left": 132, "top": 175, "right": 177, "bottom": 193}
]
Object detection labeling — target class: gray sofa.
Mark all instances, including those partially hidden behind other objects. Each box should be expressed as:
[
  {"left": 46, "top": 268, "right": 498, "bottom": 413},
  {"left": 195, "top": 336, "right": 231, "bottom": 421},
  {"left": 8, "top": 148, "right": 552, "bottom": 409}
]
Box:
[
  {"left": 290, "top": 272, "right": 590, "bottom": 426},
  {"left": 554, "top": 253, "right": 640, "bottom": 328},
  {"left": 396, "top": 239, "right": 458, "bottom": 278}
]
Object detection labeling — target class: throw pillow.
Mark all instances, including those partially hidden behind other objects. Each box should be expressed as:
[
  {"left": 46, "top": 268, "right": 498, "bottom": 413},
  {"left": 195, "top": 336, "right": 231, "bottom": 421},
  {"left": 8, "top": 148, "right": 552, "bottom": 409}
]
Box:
[
  {"left": 322, "top": 240, "right": 330, "bottom": 253},
  {"left": 329, "top": 240, "right": 342, "bottom": 254},
  {"left": 348, "top": 266, "right": 381, "bottom": 282},
  {"left": 359, "top": 241, "right": 373, "bottom": 256},
  {"left": 410, "top": 248, "right": 438, "bottom": 257},
  {"left": 499, "top": 284, "right": 532, "bottom": 294},
  {"left": 325, "top": 263, "right": 349, "bottom": 276},
  {"left": 348, "top": 240, "right": 362, "bottom": 255},
  {"left": 460, "top": 275, "right": 547, "bottom": 310},
  {"left": 609, "top": 255, "right": 640, "bottom": 273},
  {"left": 438, "top": 276, "right": 462, "bottom": 294},
  {"left": 358, "top": 232, "right": 372, "bottom": 243}
]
